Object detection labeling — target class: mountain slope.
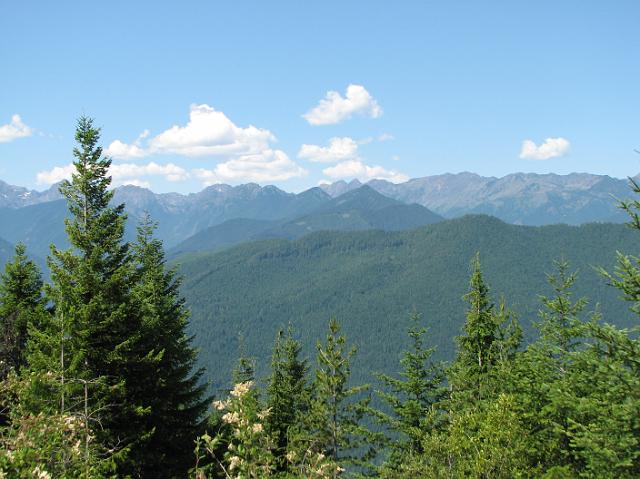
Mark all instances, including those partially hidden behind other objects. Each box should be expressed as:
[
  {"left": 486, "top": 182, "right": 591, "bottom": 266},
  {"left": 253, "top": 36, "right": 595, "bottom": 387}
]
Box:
[
  {"left": 324, "top": 172, "right": 632, "bottom": 225},
  {"left": 0, "top": 236, "right": 14, "bottom": 269},
  {"left": 0, "top": 200, "right": 71, "bottom": 258},
  {"left": 169, "top": 186, "right": 443, "bottom": 256},
  {"left": 0, "top": 184, "right": 333, "bottom": 258},
  {"left": 176, "top": 215, "right": 639, "bottom": 389},
  {"left": 0, "top": 180, "right": 62, "bottom": 209}
]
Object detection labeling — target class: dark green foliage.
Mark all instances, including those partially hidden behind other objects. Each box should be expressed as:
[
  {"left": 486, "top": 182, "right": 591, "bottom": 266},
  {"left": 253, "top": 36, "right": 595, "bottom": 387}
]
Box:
[
  {"left": 176, "top": 216, "right": 638, "bottom": 391},
  {"left": 307, "top": 319, "right": 372, "bottom": 471},
  {"left": 449, "top": 253, "right": 522, "bottom": 404},
  {"left": 130, "top": 214, "right": 210, "bottom": 478},
  {"left": 372, "top": 311, "right": 446, "bottom": 472},
  {"left": 265, "top": 328, "right": 309, "bottom": 473},
  {"left": 36, "top": 117, "right": 150, "bottom": 472},
  {"left": 0, "top": 243, "right": 44, "bottom": 379}
]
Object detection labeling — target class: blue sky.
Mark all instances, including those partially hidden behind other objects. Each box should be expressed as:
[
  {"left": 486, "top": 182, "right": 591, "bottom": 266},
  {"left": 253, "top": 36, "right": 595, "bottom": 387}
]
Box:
[{"left": 1, "top": 1, "right": 639, "bottom": 193}]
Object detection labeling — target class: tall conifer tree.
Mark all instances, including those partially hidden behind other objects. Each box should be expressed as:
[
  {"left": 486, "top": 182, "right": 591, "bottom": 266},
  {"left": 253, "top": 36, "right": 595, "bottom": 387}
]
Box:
[
  {"left": 33, "top": 116, "right": 152, "bottom": 473},
  {"left": 131, "top": 214, "right": 209, "bottom": 478},
  {"left": 372, "top": 311, "right": 446, "bottom": 471},
  {"left": 307, "top": 319, "right": 372, "bottom": 475},
  {"left": 0, "top": 243, "right": 44, "bottom": 379},
  {"left": 265, "top": 327, "right": 309, "bottom": 473},
  {"left": 449, "top": 253, "right": 520, "bottom": 403}
]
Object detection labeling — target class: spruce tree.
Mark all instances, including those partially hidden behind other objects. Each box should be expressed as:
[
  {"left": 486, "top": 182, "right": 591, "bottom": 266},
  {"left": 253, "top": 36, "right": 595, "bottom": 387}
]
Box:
[
  {"left": 508, "top": 261, "right": 589, "bottom": 475},
  {"left": 0, "top": 243, "right": 44, "bottom": 379},
  {"left": 449, "top": 253, "right": 497, "bottom": 403},
  {"left": 372, "top": 310, "right": 445, "bottom": 471},
  {"left": 130, "top": 214, "right": 209, "bottom": 478},
  {"left": 32, "top": 116, "right": 151, "bottom": 473},
  {"left": 265, "top": 327, "right": 309, "bottom": 473},
  {"left": 307, "top": 318, "right": 372, "bottom": 475}
]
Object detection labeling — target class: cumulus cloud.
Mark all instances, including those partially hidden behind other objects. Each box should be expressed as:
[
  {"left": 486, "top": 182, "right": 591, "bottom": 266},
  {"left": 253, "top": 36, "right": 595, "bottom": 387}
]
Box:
[
  {"left": 104, "top": 104, "right": 308, "bottom": 185},
  {"left": 193, "top": 149, "right": 307, "bottom": 185},
  {"left": 36, "top": 161, "right": 189, "bottom": 186},
  {"left": 303, "top": 84, "right": 382, "bottom": 125},
  {"left": 36, "top": 164, "right": 75, "bottom": 186},
  {"left": 105, "top": 129, "right": 148, "bottom": 158},
  {"left": 519, "top": 137, "right": 570, "bottom": 160},
  {"left": 110, "top": 162, "right": 189, "bottom": 182},
  {"left": 0, "top": 114, "right": 33, "bottom": 143},
  {"left": 298, "top": 137, "right": 360, "bottom": 163},
  {"left": 106, "top": 104, "right": 274, "bottom": 159},
  {"left": 322, "top": 160, "right": 408, "bottom": 184}
]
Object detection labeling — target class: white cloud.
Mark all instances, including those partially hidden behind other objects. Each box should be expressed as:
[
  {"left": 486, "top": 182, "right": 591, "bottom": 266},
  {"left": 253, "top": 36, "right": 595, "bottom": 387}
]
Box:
[
  {"left": 519, "top": 137, "right": 570, "bottom": 160},
  {"left": 322, "top": 160, "right": 408, "bottom": 184},
  {"left": 106, "top": 104, "right": 274, "bottom": 159},
  {"left": 36, "top": 161, "right": 189, "bottom": 186},
  {"left": 105, "top": 104, "right": 309, "bottom": 185},
  {"left": 303, "top": 84, "right": 382, "bottom": 125},
  {"left": 193, "top": 149, "right": 307, "bottom": 185},
  {"left": 298, "top": 137, "right": 360, "bottom": 163},
  {"left": 377, "top": 133, "right": 394, "bottom": 142},
  {"left": 36, "top": 164, "right": 75, "bottom": 185},
  {"left": 105, "top": 129, "right": 148, "bottom": 158},
  {"left": 110, "top": 162, "right": 189, "bottom": 182},
  {"left": 0, "top": 114, "right": 33, "bottom": 143}
]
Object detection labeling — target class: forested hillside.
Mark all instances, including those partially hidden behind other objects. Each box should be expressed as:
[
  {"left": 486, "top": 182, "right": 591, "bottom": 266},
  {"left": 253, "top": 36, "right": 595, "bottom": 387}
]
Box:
[
  {"left": 177, "top": 215, "right": 638, "bottom": 389},
  {"left": 169, "top": 186, "right": 442, "bottom": 256},
  {"left": 4, "top": 117, "right": 640, "bottom": 478}
]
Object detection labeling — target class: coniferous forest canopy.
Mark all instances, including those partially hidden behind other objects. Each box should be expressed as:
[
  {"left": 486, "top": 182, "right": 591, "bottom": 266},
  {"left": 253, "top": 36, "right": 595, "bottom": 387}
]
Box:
[{"left": 3, "top": 118, "right": 640, "bottom": 479}]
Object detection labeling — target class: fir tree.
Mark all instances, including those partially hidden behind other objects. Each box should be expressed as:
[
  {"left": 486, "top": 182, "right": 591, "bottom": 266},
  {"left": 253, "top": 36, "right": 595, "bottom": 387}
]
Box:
[
  {"left": 0, "top": 243, "right": 44, "bottom": 379},
  {"left": 372, "top": 310, "right": 446, "bottom": 471},
  {"left": 265, "top": 327, "right": 309, "bottom": 473},
  {"left": 131, "top": 214, "right": 209, "bottom": 478},
  {"left": 448, "top": 254, "right": 522, "bottom": 401},
  {"left": 307, "top": 318, "right": 372, "bottom": 476},
  {"left": 30, "top": 116, "right": 151, "bottom": 473}
]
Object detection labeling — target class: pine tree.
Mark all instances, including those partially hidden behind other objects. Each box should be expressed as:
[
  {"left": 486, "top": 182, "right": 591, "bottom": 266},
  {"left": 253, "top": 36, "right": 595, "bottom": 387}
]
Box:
[
  {"left": 507, "top": 260, "right": 590, "bottom": 475},
  {"left": 265, "top": 327, "right": 309, "bottom": 473},
  {"left": 449, "top": 253, "right": 520, "bottom": 403},
  {"left": 131, "top": 214, "right": 209, "bottom": 478},
  {"left": 0, "top": 243, "right": 44, "bottom": 379},
  {"left": 372, "top": 310, "right": 446, "bottom": 472},
  {"left": 307, "top": 318, "right": 372, "bottom": 476},
  {"left": 30, "top": 116, "right": 151, "bottom": 473}
]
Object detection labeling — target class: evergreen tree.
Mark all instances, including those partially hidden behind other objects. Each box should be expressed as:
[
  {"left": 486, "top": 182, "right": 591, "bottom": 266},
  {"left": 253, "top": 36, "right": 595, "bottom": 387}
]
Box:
[
  {"left": 29, "top": 116, "right": 151, "bottom": 474},
  {"left": 372, "top": 310, "right": 446, "bottom": 472},
  {"left": 449, "top": 253, "right": 520, "bottom": 403},
  {"left": 508, "top": 260, "right": 590, "bottom": 475},
  {"left": 0, "top": 243, "right": 44, "bottom": 379},
  {"left": 307, "top": 318, "right": 372, "bottom": 476},
  {"left": 131, "top": 214, "right": 209, "bottom": 478},
  {"left": 265, "top": 327, "right": 309, "bottom": 473}
]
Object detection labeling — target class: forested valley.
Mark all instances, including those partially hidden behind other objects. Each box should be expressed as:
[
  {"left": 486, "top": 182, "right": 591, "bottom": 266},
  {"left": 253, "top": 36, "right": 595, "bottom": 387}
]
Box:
[{"left": 3, "top": 119, "right": 640, "bottom": 478}]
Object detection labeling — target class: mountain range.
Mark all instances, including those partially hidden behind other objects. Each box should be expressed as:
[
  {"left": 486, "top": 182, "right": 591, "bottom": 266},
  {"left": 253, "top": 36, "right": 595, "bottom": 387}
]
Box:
[
  {"left": 168, "top": 185, "right": 442, "bottom": 257},
  {"left": 1, "top": 172, "right": 639, "bottom": 390},
  {"left": 176, "top": 215, "right": 639, "bottom": 389},
  {"left": 322, "top": 172, "right": 633, "bottom": 225},
  {"left": 0, "top": 171, "right": 634, "bottom": 264}
]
